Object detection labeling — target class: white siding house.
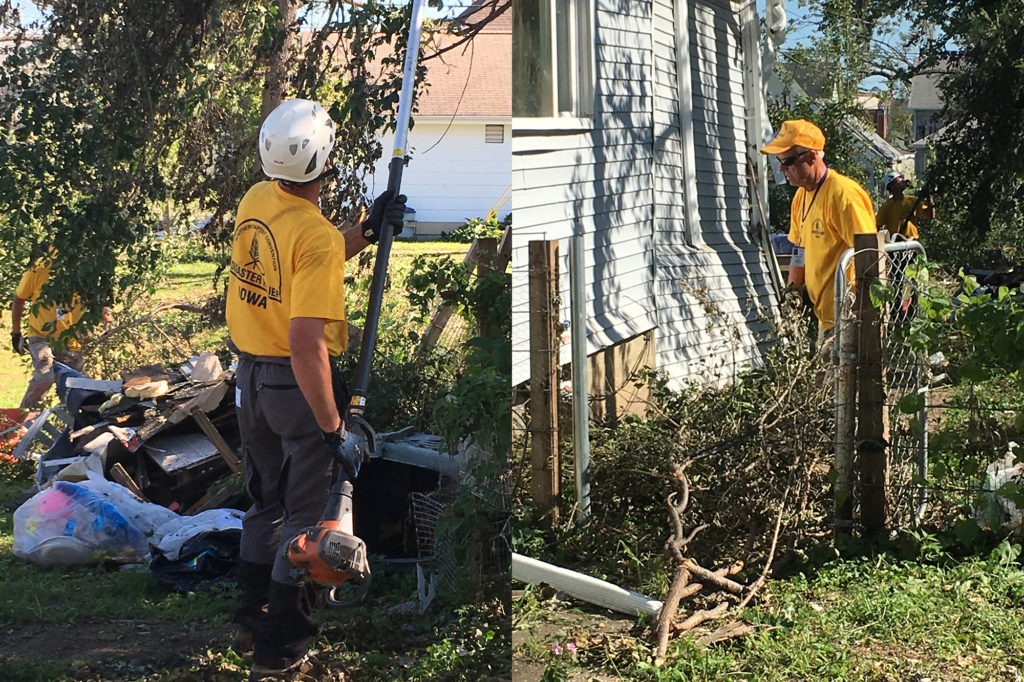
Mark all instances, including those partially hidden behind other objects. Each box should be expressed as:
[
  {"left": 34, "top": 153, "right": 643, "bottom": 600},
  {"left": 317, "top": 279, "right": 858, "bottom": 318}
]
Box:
[
  {"left": 370, "top": 7, "right": 512, "bottom": 238},
  {"left": 512, "top": 0, "right": 778, "bottom": 396}
]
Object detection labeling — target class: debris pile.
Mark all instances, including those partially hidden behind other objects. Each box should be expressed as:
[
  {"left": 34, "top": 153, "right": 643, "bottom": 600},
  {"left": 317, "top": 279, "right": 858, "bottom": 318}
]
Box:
[{"left": 8, "top": 351, "right": 461, "bottom": 594}]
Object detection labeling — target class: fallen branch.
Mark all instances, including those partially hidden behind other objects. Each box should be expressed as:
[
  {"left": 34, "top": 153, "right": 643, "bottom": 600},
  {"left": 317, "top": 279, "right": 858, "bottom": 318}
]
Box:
[{"left": 81, "top": 301, "right": 217, "bottom": 354}]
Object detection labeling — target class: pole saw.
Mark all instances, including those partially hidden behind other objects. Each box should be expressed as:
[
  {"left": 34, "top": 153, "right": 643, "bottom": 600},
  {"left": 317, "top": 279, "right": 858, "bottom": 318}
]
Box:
[{"left": 285, "top": 0, "right": 428, "bottom": 607}]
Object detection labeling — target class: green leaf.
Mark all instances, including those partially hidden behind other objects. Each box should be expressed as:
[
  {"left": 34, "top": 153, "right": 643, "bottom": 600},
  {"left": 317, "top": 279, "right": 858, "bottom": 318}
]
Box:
[
  {"left": 954, "top": 518, "right": 981, "bottom": 547},
  {"left": 869, "top": 279, "right": 894, "bottom": 308},
  {"left": 897, "top": 392, "right": 925, "bottom": 414},
  {"left": 959, "top": 358, "right": 987, "bottom": 382}
]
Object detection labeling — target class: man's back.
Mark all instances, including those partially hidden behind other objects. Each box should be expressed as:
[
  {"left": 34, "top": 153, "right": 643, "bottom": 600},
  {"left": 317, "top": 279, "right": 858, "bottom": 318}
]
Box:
[{"left": 226, "top": 181, "right": 348, "bottom": 357}]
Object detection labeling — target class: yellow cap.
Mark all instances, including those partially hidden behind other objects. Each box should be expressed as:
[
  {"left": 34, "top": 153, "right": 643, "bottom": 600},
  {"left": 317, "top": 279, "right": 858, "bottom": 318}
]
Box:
[{"left": 760, "top": 119, "right": 826, "bottom": 154}]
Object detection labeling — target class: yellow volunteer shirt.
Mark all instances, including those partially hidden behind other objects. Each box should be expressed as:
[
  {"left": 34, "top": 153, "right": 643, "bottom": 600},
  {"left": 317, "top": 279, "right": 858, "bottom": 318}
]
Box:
[
  {"left": 788, "top": 170, "right": 877, "bottom": 329},
  {"left": 16, "top": 260, "right": 84, "bottom": 350},
  {"left": 226, "top": 181, "right": 347, "bottom": 357},
  {"left": 876, "top": 195, "right": 927, "bottom": 239}
]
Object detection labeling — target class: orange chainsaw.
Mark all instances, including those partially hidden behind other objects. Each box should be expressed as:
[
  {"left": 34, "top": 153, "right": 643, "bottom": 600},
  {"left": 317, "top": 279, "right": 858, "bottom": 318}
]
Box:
[{"left": 285, "top": 457, "right": 371, "bottom": 607}]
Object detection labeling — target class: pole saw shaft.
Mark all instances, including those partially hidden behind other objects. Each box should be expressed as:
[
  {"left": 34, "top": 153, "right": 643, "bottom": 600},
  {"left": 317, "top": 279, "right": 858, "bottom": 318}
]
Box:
[{"left": 349, "top": 0, "right": 428, "bottom": 418}]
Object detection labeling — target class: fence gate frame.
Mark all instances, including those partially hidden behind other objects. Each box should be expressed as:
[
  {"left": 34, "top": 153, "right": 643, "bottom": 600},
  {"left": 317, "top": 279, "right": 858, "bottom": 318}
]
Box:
[{"left": 833, "top": 237, "right": 928, "bottom": 532}]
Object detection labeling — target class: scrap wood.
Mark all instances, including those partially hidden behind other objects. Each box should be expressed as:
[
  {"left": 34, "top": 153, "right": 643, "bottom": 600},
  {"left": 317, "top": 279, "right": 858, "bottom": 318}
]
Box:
[
  {"left": 654, "top": 472, "right": 792, "bottom": 667},
  {"left": 677, "top": 561, "right": 743, "bottom": 601},
  {"left": 675, "top": 601, "right": 729, "bottom": 634},
  {"left": 183, "top": 479, "right": 238, "bottom": 516},
  {"left": 683, "top": 559, "right": 745, "bottom": 595},
  {"left": 190, "top": 407, "right": 243, "bottom": 475},
  {"left": 109, "top": 462, "right": 150, "bottom": 502}
]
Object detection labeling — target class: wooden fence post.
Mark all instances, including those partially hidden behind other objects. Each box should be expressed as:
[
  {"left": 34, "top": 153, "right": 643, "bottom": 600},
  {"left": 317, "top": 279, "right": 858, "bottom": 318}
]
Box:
[
  {"left": 528, "top": 240, "right": 560, "bottom": 527},
  {"left": 854, "top": 232, "right": 888, "bottom": 535},
  {"left": 476, "top": 237, "right": 499, "bottom": 339}
]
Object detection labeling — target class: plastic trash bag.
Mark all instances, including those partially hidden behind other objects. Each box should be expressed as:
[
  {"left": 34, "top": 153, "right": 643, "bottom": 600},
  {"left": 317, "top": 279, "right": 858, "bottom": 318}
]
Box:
[
  {"left": 13, "top": 480, "right": 150, "bottom": 566},
  {"left": 975, "top": 442, "right": 1023, "bottom": 533}
]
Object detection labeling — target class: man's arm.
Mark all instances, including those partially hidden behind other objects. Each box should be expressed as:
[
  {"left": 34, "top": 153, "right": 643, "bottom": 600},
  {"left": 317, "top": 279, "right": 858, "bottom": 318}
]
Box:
[
  {"left": 341, "top": 224, "right": 371, "bottom": 261},
  {"left": 289, "top": 316, "right": 342, "bottom": 433},
  {"left": 917, "top": 197, "right": 936, "bottom": 220},
  {"left": 11, "top": 295, "right": 25, "bottom": 332}
]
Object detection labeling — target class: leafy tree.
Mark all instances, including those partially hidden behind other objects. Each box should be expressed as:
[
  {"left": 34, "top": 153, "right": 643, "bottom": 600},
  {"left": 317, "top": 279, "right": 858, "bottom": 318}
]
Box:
[
  {"left": 0, "top": 0, "right": 507, "bottom": 330},
  {"left": 912, "top": 1, "right": 1024, "bottom": 264}
]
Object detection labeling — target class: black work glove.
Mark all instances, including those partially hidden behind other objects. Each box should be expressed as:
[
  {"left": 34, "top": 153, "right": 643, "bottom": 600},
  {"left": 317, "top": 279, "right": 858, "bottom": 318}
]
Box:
[
  {"left": 322, "top": 427, "right": 366, "bottom": 481},
  {"left": 10, "top": 331, "right": 25, "bottom": 355},
  {"left": 361, "top": 191, "right": 407, "bottom": 243}
]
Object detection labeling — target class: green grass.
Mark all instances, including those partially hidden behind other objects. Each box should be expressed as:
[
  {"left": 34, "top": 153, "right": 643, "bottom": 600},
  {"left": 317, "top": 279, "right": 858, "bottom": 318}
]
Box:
[
  {"left": 514, "top": 550, "right": 1024, "bottom": 681},
  {"left": 0, "top": 238, "right": 505, "bottom": 681}
]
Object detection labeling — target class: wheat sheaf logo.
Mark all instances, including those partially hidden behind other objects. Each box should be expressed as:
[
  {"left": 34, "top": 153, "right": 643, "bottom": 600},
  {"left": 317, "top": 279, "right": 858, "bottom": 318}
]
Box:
[{"left": 230, "top": 219, "right": 283, "bottom": 308}]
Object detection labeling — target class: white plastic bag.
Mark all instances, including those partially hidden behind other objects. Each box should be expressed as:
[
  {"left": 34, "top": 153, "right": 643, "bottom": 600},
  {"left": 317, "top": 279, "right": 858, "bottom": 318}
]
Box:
[{"left": 13, "top": 480, "right": 150, "bottom": 566}]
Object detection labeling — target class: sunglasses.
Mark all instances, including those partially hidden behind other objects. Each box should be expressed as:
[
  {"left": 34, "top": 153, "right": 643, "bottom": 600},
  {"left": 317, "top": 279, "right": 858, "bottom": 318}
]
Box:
[{"left": 777, "top": 150, "right": 812, "bottom": 167}]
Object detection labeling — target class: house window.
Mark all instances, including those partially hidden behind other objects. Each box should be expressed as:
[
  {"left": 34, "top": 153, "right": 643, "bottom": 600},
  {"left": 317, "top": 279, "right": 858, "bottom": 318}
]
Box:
[
  {"left": 485, "top": 124, "right": 505, "bottom": 143},
  {"left": 513, "top": 0, "right": 593, "bottom": 118}
]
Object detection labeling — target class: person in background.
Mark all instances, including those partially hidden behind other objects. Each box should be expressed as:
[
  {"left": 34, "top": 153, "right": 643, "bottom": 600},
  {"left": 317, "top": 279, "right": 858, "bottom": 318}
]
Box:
[
  {"left": 761, "top": 119, "right": 877, "bottom": 344},
  {"left": 226, "top": 97, "right": 405, "bottom": 682},
  {"left": 876, "top": 171, "right": 935, "bottom": 240},
  {"left": 10, "top": 256, "right": 109, "bottom": 410}
]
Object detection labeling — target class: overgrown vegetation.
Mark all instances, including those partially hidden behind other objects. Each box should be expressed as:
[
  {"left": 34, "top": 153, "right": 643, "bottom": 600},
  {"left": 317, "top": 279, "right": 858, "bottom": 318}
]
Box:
[
  {"left": 440, "top": 214, "right": 511, "bottom": 243},
  {"left": 513, "top": 269, "right": 1024, "bottom": 676},
  {"left": 0, "top": 233, "right": 511, "bottom": 679}
]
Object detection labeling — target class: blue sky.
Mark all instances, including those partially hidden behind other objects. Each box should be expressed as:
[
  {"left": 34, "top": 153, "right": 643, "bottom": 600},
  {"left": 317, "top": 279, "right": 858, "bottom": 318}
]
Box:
[{"left": 11, "top": 1, "right": 476, "bottom": 27}]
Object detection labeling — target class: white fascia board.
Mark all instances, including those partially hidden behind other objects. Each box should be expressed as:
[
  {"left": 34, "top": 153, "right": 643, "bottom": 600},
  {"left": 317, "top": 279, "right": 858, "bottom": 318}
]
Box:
[{"left": 414, "top": 116, "right": 511, "bottom": 126}]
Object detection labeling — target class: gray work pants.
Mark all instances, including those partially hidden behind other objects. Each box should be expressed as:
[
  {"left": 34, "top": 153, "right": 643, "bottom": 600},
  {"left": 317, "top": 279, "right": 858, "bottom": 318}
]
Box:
[
  {"left": 235, "top": 355, "right": 334, "bottom": 585},
  {"left": 20, "top": 336, "right": 84, "bottom": 409}
]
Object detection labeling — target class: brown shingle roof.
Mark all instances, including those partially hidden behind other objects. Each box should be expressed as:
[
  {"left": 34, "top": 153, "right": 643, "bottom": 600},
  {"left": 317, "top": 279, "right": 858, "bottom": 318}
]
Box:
[
  {"left": 417, "top": 17, "right": 510, "bottom": 117},
  {"left": 299, "top": 3, "right": 510, "bottom": 119}
]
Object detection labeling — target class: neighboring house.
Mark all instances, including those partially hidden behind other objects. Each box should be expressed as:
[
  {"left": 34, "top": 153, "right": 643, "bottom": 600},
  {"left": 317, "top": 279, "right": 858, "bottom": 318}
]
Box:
[
  {"left": 908, "top": 67, "right": 946, "bottom": 176},
  {"left": 369, "top": 2, "right": 511, "bottom": 239},
  {"left": 766, "top": 75, "right": 912, "bottom": 194},
  {"left": 512, "top": 0, "right": 781, "bottom": 416}
]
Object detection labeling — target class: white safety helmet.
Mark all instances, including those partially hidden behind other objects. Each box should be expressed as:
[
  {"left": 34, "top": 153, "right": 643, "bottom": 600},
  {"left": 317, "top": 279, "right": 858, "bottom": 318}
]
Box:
[
  {"left": 259, "top": 99, "right": 336, "bottom": 183},
  {"left": 881, "top": 171, "right": 903, "bottom": 191}
]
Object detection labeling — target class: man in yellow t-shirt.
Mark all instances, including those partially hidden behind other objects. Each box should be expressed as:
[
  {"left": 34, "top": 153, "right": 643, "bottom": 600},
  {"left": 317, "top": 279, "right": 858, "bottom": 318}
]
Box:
[
  {"left": 10, "top": 258, "right": 86, "bottom": 409},
  {"left": 761, "top": 119, "right": 877, "bottom": 337},
  {"left": 225, "top": 98, "right": 405, "bottom": 680},
  {"left": 876, "top": 171, "right": 934, "bottom": 240}
]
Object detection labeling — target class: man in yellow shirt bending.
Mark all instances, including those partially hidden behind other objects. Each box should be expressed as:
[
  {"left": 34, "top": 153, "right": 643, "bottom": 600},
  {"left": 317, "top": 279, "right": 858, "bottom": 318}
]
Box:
[
  {"left": 10, "top": 258, "right": 86, "bottom": 409},
  {"left": 761, "top": 119, "right": 877, "bottom": 339}
]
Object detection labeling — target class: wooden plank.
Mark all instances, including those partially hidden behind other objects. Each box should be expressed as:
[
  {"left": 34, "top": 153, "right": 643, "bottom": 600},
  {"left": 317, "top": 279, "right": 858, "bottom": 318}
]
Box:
[
  {"left": 189, "top": 407, "right": 243, "bottom": 475},
  {"left": 528, "top": 241, "right": 560, "bottom": 528},
  {"left": 109, "top": 462, "right": 150, "bottom": 502},
  {"left": 184, "top": 481, "right": 236, "bottom": 516}
]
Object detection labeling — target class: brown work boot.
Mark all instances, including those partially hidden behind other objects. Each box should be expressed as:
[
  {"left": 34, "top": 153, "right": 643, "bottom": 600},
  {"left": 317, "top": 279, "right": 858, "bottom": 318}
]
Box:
[{"left": 248, "top": 653, "right": 320, "bottom": 681}]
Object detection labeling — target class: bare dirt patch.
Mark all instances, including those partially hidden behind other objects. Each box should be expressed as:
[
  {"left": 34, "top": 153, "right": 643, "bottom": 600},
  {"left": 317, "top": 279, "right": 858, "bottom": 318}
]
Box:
[
  {"left": 0, "top": 619, "right": 233, "bottom": 679},
  {"left": 513, "top": 590, "right": 643, "bottom": 682}
]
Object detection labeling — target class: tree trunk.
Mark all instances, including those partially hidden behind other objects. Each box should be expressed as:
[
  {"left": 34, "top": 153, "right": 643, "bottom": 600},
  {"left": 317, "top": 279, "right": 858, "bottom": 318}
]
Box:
[{"left": 260, "top": 0, "right": 298, "bottom": 123}]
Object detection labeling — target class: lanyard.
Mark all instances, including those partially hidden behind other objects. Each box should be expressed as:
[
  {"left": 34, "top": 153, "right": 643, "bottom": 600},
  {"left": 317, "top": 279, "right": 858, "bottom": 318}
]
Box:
[{"left": 800, "top": 167, "right": 829, "bottom": 223}]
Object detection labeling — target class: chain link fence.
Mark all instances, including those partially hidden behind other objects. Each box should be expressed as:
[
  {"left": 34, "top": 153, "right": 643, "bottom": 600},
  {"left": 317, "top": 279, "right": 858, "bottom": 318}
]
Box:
[{"left": 833, "top": 239, "right": 929, "bottom": 530}]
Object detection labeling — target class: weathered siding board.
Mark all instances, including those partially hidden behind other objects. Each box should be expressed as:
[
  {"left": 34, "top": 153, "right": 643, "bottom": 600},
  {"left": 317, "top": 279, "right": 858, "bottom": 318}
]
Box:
[
  {"left": 513, "top": 0, "right": 777, "bottom": 390},
  {"left": 649, "top": 0, "right": 776, "bottom": 388},
  {"left": 511, "top": 0, "right": 658, "bottom": 386}
]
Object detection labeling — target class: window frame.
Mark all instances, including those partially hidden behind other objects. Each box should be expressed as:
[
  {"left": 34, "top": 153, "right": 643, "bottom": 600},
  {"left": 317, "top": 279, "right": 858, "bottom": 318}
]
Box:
[{"left": 513, "top": 0, "right": 595, "bottom": 121}]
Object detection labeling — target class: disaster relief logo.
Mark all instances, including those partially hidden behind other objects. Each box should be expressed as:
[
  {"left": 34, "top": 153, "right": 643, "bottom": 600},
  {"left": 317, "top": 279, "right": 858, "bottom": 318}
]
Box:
[
  {"left": 812, "top": 218, "right": 825, "bottom": 240},
  {"left": 230, "top": 219, "right": 282, "bottom": 308}
]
